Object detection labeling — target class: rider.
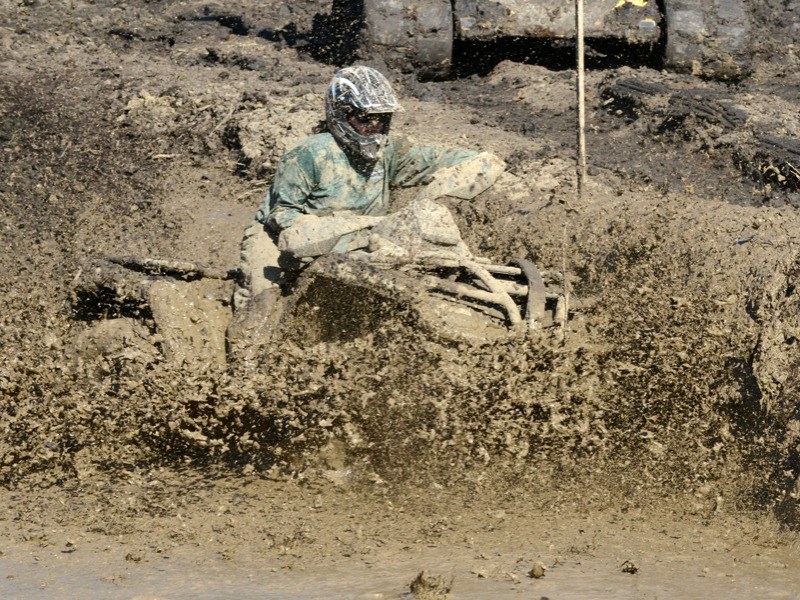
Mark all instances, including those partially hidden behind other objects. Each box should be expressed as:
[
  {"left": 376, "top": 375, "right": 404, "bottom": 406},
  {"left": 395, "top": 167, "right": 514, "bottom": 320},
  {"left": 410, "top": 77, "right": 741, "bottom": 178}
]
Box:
[{"left": 234, "top": 65, "right": 492, "bottom": 313}]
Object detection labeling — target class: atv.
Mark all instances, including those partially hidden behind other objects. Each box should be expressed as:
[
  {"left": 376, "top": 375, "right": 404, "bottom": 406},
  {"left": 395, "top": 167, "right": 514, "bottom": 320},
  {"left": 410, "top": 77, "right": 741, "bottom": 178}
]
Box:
[
  {"left": 72, "top": 197, "right": 565, "bottom": 369},
  {"left": 353, "top": 0, "right": 752, "bottom": 79},
  {"left": 251, "top": 197, "right": 563, "bottom": 342}
]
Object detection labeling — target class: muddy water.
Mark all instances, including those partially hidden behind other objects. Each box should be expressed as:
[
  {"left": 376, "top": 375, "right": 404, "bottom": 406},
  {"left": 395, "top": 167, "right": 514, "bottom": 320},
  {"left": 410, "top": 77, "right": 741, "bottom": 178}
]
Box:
[
  {"left": 1, "top": 546, "right": 797, "bottom": 599},
  {"left": 2, "top": 511, "right": 798, "bottom": 599}
]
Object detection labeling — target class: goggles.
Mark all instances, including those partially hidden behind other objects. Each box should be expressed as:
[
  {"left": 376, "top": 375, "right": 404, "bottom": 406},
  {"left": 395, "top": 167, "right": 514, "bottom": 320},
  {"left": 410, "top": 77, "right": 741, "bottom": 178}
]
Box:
[{"left": 345, "top": 109, "right": 392, "bottom": 131}]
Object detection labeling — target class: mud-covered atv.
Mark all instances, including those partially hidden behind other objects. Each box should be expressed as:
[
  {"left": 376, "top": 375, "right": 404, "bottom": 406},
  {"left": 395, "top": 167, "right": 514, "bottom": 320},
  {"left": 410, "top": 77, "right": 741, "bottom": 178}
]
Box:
[
  {"left": 352, "top": 0, "right": 752, "bottom": 79},
  {"left": 72, "top": 198, "right": 564, "bottom": 368},
  {"left": 230, "top": 198, "right": 565, "bottom": 357}
]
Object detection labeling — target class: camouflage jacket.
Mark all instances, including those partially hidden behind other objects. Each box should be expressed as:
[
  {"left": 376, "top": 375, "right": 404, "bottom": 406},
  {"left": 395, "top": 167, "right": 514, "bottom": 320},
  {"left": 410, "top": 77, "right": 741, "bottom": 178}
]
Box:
[{"left": 257, "top": 133, "right": 476, "bottom": 232}]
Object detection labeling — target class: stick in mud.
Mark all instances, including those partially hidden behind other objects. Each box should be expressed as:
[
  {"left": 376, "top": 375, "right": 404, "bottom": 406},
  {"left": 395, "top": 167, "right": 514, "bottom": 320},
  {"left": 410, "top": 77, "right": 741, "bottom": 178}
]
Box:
[
  {"left": 106, "top": 255, "right": 238, "bottom": 281},
  {"left": 561, "top": 0, "right": 587, "bottom": 343},
  {"left": 575, "top": 0, "right": 587, "bottom": 195}
]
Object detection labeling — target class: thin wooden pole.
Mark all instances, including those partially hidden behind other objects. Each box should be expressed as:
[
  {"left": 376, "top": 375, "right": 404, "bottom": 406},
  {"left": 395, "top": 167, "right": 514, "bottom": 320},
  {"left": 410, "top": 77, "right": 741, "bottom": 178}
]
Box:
[
  {"left": 575, "top": 0, "right": 587, "bottom": 197},
  {"left": 560, "top": 0, "right": 587, "bottom": 344}
]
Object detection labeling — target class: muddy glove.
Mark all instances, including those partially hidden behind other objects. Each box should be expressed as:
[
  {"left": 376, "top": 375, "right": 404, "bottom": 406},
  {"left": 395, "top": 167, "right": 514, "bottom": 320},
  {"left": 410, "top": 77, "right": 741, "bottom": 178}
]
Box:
[
  {"left": 278, "top": 214, "right": 384, "bottom": 259},
  {"left": 293, "top": 214, "right": 319, "bottom": 225},
  {"left": 415, "top": 152, "right": 505, "bottom": 202},
  {"left": 367, "top": 233, "right": 409, "bottom": 259}
]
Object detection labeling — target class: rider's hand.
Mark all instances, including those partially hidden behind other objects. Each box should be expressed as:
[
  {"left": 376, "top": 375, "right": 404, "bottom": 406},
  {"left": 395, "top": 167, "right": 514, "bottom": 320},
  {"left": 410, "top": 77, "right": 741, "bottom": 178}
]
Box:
[{"left": 292, "top": 213, "right": 320, "bottom": 227}]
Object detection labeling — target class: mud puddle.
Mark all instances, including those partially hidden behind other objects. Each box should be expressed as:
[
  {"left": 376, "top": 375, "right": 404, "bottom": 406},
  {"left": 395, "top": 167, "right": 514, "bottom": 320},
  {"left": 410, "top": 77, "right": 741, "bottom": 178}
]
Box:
[
  {"left": 1, "top": 535, "right": 797, "bottom": 599},
  {"left": 2, "top": 502, "right": 798, "bottom": 599}
]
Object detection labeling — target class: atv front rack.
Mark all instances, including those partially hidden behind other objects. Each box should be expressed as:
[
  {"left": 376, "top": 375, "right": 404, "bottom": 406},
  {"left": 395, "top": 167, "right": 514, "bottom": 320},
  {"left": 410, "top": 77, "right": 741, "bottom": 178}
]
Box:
[{"left": 350, "top": 251, "right": 566, "bottom": 331}]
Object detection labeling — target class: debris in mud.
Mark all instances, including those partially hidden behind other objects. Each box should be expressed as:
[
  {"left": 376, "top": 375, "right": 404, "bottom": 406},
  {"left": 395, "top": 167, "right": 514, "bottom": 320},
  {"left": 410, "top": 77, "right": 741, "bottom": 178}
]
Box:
[
  {"left": 528, "top": 561, "right": 547, "bottom": 579},
  {"left": 409, "top": 570, "right": 453, "bottom": 599},
  {"left": 470, "top": 564, "right": 499, "bottom": 579},
  {"left": 504, "top": 571, "right": 521, "bottom": 584},
  {"left": 620, "top": 560, "right": 639, "bottom": 574}
]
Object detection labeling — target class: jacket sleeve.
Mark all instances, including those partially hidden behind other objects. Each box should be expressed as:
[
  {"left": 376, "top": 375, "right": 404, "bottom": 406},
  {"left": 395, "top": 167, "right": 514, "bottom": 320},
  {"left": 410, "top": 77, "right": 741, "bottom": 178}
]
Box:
[
  {"left": 388, "top": 136, "right": 478, "bottom": 189},
  {"left": 256, "top": 148, "right": 316, "bottom": 232}
]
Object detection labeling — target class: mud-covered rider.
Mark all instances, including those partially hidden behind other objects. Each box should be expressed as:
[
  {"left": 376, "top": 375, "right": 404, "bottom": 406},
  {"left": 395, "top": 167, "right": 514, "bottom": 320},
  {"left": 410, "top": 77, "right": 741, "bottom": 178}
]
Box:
[{"left": 233, "top": 65, "right": 498, "bottom": 314}]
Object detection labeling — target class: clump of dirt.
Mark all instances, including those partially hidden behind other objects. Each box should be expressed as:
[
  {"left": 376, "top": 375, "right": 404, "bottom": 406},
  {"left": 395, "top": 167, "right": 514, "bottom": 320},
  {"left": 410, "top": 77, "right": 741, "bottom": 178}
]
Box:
[{"left": 409, "top": 570, "right": 453, "bottom": 599}]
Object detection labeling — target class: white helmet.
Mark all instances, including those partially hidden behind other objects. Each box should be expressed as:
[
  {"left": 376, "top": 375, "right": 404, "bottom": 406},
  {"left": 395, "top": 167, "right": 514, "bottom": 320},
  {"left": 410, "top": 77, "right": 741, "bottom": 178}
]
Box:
[{"left": 325, "top": 66, "right": 403, "bottom": 161}]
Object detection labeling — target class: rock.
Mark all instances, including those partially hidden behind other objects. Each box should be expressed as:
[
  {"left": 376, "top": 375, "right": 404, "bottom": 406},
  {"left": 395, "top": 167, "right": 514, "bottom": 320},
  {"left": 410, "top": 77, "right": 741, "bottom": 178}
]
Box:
[{"left": 528, "top": 561, "right": 546, "bottom": 578}]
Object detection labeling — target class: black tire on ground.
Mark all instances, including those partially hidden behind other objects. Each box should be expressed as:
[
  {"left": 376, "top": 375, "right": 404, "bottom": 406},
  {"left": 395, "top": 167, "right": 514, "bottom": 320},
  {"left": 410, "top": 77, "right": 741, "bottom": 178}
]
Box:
[
  {"left": 663, "top": 0, "right": 752, "bottom": 80},
  {"left": 602, "top": 78, "right": 670, "bottom": 104},
  {"left": 602, "top": 75, "right": 751, "bottom": 136},
  {"left": 667, "top": 87, "right": 748, "bottom": 129},
  {"left": 361, "top": 0, "right": 453, "bottom": 78}
]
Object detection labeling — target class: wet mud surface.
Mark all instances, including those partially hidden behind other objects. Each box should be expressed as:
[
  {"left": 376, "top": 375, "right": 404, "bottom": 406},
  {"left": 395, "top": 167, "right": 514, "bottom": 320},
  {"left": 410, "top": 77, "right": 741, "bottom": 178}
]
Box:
[
  {"left": 2, "top": 476, "right": 800, "bottom": 598},
  {"left": 3, "top": 0, "right": 800, "bottom": 596}
]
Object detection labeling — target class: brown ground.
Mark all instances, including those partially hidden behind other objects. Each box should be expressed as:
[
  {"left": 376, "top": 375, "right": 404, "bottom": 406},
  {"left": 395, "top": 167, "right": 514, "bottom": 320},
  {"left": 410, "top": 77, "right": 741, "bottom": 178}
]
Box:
[{"left": 3, "top": 0, "right": 800, "bottom": 597}]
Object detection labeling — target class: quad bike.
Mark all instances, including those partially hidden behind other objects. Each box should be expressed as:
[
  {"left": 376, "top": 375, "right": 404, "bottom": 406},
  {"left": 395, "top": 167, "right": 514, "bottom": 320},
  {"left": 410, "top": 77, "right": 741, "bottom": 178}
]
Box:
[
  {"left": 72, "top": 199, "right": 565, "bottom": 368},
  {"left": 354, "top": 0, "right": 752, "bottom": 79},
  {"left": 226, "top": 155, "right": 566, "bottom": 357},
  {"left": 250, "top": 198, "right": 566, "bottom": 348}
]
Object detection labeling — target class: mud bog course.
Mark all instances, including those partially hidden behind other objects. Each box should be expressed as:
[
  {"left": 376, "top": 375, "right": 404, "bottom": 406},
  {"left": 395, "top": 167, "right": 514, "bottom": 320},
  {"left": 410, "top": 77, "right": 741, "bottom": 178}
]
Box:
[{"left": 3, "top": 1, "right": 800, "bottom": 597}]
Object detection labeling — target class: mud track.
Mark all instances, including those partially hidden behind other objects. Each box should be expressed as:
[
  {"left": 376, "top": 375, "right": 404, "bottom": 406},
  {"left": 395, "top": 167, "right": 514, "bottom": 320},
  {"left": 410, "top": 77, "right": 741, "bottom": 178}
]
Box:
[{"left": 2, "top": 0, "right": 800, "bottom": 596}]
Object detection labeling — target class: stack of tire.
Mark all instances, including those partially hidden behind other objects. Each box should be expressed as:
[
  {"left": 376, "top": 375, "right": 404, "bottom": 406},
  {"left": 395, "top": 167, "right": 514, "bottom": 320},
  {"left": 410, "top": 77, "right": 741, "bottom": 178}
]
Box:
[
  {"left": 358, "top": 0, "right": 752, "bottom": 80},
  {"left": 664, "top": 0, "right": 751, "bottom": 79}
]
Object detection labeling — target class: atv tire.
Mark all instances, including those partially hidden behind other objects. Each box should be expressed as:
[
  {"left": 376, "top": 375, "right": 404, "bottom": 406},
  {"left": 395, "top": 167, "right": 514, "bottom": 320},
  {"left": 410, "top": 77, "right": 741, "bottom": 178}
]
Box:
[
  {"left": 602, "top": 76, "right": 747, "bottom": 129},
  {"left": 663, "top": 0, "right": 752, "bottom": 80},
  {"left": 361, "top": 0, "right": 453, "bottom": 79}
]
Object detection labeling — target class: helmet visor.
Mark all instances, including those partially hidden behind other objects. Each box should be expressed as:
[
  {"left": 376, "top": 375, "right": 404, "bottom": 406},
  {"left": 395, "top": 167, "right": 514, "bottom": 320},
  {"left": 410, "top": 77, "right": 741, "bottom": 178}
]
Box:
[{"left": 344, "top": 108, "right": 392, "bottom": 137}]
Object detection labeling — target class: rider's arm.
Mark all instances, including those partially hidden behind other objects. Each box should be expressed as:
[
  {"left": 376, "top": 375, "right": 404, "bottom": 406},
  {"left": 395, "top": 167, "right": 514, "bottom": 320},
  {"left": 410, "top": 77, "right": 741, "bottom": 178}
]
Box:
[
  {"left": 387, "top": 135, "right": 478, "bottom": 188},
  {"left": 256, "top": 146, "right": 317, "bottom": 232}
]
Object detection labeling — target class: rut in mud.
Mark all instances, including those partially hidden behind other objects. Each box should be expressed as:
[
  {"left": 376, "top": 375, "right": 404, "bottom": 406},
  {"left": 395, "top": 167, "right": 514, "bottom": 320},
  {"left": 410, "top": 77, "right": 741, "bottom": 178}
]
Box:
[{"left": 3, "top": 3, "right": 800, "bottom": 582}]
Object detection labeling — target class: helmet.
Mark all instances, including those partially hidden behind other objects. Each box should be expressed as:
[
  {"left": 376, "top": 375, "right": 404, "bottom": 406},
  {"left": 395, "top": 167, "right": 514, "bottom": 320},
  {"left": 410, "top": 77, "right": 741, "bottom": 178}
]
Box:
[{"left": 325, "top": 66, "right": 403, "bottom": 161}]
